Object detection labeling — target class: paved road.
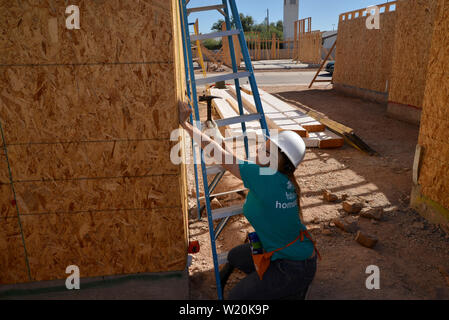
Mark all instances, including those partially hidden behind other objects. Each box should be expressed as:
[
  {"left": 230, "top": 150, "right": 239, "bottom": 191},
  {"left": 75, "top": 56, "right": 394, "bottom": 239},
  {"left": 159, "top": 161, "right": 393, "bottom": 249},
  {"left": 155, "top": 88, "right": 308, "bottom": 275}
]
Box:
[
  {"left": 254, "top": 71, "right": 332, "bottom": 87},
  {"left": 196, "top": 70, "right": 333, "bottom": 87}
]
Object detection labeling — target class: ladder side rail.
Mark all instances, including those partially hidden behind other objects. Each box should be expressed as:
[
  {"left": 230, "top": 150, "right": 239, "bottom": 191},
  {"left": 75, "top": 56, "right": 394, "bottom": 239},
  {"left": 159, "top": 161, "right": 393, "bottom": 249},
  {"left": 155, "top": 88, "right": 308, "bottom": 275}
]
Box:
[
  {"left": 179, "top": 0, "right": 203, "bottom": 221},
  {"left": 222, "top": 0, "right": 250, "bottom": 159},
  {"left": 228, "top": 0, "right": 270, "bottom": 138},
  {"left": 181, "top": 0, "right": 224, "bottom": 300}
]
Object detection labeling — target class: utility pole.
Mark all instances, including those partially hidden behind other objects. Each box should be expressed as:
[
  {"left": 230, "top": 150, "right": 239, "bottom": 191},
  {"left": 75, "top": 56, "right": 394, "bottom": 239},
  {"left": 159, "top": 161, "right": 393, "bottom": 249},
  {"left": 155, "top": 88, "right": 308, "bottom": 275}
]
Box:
[{"left": 267, "top": 9, "right": 269, "bottom": 33}]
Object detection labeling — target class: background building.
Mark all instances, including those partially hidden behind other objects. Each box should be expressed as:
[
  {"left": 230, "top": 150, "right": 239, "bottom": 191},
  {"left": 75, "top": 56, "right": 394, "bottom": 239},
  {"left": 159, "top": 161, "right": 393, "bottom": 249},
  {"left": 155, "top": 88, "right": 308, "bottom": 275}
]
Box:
[{"left": 283, "top": 0, "right": 300, "bottom": 41}]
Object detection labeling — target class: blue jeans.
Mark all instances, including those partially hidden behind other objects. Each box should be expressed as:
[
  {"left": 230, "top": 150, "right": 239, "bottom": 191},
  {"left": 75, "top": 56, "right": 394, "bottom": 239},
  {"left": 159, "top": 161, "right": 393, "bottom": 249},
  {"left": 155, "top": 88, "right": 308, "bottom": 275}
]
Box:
[{"left": 227, "top": 244, "right": 317, "bottom": 300}]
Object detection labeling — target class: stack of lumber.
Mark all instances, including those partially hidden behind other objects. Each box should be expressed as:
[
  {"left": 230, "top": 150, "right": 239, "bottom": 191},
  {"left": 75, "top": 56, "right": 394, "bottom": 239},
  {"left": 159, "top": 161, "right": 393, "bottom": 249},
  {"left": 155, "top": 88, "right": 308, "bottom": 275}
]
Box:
[
  {"left": 210, "top": 90, "right": 262, "bottom": 138},
  {"left": 210, "top": 87, "right": 344, "bottom": 149}
]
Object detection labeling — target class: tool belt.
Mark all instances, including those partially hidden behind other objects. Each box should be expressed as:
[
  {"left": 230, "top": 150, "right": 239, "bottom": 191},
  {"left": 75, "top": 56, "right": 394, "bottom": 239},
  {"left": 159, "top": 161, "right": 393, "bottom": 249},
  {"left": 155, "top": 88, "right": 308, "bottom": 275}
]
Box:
[{"left": 252, "top": 230, "right": 321, "bottom": 280}]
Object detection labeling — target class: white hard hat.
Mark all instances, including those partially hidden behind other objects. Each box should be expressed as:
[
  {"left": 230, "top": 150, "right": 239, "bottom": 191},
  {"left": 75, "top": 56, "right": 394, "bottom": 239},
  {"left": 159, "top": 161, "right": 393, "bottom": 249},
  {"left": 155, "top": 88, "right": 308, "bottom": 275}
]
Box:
[{"left": 267, "top": 131, "right": 306, "bottom": 168}]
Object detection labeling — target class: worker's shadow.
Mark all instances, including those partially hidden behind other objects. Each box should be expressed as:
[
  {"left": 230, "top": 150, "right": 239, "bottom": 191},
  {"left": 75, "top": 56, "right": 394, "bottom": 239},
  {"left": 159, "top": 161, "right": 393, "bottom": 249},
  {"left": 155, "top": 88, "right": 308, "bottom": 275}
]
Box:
[{"left": 272, "top": 88, "right": 420, "bottom": 220}]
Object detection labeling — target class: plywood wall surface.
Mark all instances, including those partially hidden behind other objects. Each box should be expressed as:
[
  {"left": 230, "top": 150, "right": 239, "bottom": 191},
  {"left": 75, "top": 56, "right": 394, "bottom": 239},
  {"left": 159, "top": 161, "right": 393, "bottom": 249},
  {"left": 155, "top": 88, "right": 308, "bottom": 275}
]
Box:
[
  {"left": 0, "top": 65, "right": 177, "bottom": 143},
  {"left": 298, "top": 32, "right": 322, "bottom": 64},
  {"left": 21, "top": 209, "right": 186, "bottom": 282},
  {"left": 0, "top": 0, "right": 188, "bottom": 284},
  {"left": 0, "top": 217, "right": 30, "bottom": 284},
  {"left": 5, "top": 140, "right": 179, "bottom": 181},
  {"left": 389, "top": 0, "right": 438, "bottom": 108},
  {"left": 417, "top": 0, "right": 449, "bottom": 210},
  {"left": 0, "top": 0, "right": 172, "bottom": 65},
  {"left": 334, "top": 9, "right": 397, "bottom": 93}
]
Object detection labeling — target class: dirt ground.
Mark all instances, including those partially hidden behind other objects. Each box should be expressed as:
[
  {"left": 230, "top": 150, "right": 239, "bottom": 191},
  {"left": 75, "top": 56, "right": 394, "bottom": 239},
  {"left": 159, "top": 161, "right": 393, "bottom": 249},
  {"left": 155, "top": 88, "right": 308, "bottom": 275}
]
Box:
[{"left": 186, "top": 85, "right": 449, "bottom": 300}]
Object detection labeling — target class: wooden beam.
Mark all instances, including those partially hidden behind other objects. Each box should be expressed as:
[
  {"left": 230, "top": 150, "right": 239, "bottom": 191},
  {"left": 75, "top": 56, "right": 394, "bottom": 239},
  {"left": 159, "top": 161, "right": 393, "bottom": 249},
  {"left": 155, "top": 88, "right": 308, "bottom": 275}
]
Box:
[
  {"left": 228, "top": 87, "right": 308, "bottom": 137},
  {"left": 308, "top": 40, "right": 337, "bottom": 88}
]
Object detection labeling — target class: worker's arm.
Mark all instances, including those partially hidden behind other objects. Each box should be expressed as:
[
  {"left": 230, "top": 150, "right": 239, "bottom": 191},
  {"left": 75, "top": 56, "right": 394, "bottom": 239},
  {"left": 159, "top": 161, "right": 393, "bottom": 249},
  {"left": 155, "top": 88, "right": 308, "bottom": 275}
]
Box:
[{"left": 179, "top": 101, "right": 242, "bottom": 180}]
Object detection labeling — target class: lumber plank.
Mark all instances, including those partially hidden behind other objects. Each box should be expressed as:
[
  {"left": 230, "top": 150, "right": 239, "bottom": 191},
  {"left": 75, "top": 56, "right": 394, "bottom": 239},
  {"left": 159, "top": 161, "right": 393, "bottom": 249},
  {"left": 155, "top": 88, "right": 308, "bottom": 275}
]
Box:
[
  {"left": 312, "top": 131, "right": 344, "bottom": 148},
  {"left": 228, "top": 87, "right": 308, "bottom": 138},
  {"left": 249, "top": 86, "right": 326, "bottom": 132},
  {"left": 210, "top": 89, "right": 263, "bottom": 138},
  {"left": 309, "top": 40, "right": 337, "bottom": 88},
  {"left": 235, "top": 87, "right": 344, "bottom": 149}
]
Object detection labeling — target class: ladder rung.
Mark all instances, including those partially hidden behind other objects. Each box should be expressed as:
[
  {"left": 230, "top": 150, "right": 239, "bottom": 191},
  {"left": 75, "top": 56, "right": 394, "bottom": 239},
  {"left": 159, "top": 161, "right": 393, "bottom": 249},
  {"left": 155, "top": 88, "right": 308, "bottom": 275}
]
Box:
[
  {"left": 191, "top": 30, "right": 240, "bottom": 42},
  {"left": 223, "top": 133, "right": 259, "bottom": 141},
  {"left": 199, "top": 188, "right": 247, "bottom": 200},
  {"left": 206, "top": 165, "right": 225, "bottom": 176},
  {"left": 217, "top": 252, "right": 229, "bottom": 265},
  {"left": 212, "top": 204, "right": 243, "bottom": 221},
  {"left": 215, "top": 113, "right": 261, "bottom": 128},
  {"left": 195, "top": 72, "right": 251, "bottom": 86},
  {"left": 187, "top": 5, "right": 226, "bottom": 14}
]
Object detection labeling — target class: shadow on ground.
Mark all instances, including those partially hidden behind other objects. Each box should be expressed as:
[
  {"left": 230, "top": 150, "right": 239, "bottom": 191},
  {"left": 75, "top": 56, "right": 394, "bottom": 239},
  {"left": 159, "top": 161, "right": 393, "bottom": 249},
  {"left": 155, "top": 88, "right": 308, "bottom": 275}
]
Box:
[{"left": 187, "top": 87, "right": 449, "bottom": 300}]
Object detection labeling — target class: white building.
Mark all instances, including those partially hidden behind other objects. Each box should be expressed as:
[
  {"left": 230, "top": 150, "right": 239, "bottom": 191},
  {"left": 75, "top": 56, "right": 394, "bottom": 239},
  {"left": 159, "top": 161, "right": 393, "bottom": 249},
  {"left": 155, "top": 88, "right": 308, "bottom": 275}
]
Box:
[{"left": 283, "top": 0, "right": 299, "bottom": 41}]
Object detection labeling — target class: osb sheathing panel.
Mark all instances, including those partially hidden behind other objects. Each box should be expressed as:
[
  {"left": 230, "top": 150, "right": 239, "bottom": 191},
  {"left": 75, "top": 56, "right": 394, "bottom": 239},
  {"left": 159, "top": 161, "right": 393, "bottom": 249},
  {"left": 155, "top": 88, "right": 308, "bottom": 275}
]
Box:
[
  {"left": 0, "top": 64, "right": 176, "bottom": 143},
  {"left": 334, "top": 10, "right": 397, "bottom": 93},
  {"left": 0, "top": 184, "right": 15, "bottom": 219},
  {"left": 21, "top": 209, "right": 186, "bottom": 282},
  {"left": 419, "top": 149, "right": 449, "bottom": 209},
  {"left": 6, "top": 140, "right": 178, "bottom": 181},
  {"left": 0, "top": 154, "right": 9, "bottom": 184},
  {"left": 418, "top": 0, "right": 449, "bottom": 210},
  {"left": 0, "top": 0, "right": 188, "bottom": 284},
  {"left": 299, "top": 32, "right": 322, "bottom": 64},
  {"left": 14, "top": 176, "right": 181, "bottom": 215},
  {"left": 0, "top": 217, "right": 29, "bottom": 284},
  {"left": 389, "top": 0, "right": 438, "bottom": 108},
  {"left": 0, "top": 0, "right": 172, "bottom": 65}
]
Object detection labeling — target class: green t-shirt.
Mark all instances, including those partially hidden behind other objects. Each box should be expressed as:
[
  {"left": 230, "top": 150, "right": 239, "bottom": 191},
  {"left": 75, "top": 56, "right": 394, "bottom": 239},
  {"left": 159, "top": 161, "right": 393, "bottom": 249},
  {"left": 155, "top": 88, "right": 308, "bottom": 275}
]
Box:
[{"left": 239, "top": 160, "right": 314, "bottom": 261}]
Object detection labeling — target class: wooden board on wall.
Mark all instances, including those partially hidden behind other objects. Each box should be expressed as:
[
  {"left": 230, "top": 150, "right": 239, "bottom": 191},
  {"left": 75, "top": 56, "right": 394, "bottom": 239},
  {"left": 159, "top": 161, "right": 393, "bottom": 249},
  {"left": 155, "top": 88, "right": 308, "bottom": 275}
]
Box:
[
  {"left": 0, "top": 0, "right": 188, "bottom": 284},
  {"left": 417, "top": 0, "right": 449, "bottom": 210},
  {"left": 333, "top": 4, "right": 398, "bottom": 94},
  {"left": 389, "top": 0, "right": 438, "bottom": 109},
  {"left": 171, "top": 0, "right": 189, "bottom": 255}
]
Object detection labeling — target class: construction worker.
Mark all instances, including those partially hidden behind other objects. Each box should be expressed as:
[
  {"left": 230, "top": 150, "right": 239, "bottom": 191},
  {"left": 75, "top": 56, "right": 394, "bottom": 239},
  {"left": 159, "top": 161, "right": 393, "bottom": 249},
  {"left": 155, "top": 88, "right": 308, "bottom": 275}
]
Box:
[{"left": 179, "top": 101, "right": 319, "bottom": 300}]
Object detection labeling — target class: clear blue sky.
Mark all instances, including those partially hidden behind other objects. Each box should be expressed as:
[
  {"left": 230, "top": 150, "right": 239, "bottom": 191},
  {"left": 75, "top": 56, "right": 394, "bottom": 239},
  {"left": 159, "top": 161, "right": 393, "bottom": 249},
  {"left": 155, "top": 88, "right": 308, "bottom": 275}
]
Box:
[{"left": 188, "top": 0, "right": 390, "bottom": 33}]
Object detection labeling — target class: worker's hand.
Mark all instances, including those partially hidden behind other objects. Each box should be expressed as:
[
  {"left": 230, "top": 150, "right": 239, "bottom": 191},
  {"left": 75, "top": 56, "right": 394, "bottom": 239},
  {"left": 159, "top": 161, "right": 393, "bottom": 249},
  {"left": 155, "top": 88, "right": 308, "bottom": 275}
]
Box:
[{"left": 179, "top": 100, "right": 192, "bottom": 125}]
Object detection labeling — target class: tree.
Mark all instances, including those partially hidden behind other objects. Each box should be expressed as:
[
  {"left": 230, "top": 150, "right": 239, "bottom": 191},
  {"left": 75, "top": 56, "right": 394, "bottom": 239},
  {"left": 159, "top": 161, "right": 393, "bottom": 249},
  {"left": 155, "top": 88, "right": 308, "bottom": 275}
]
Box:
[
  {"left": 210, "top": 14, "right": 284, "bottom": 43},
  {"left": 252, "top": 21, "right": 284, "bottom": 39},
  {"left": 276, "top": 20, "right": 283, "bottom": 31},
  {"left": 239, "top": 14, "right": 254, "bottom": 32},
  {"left": 211, "top": 14, "right": 254, "bottom": 32},
  {"left": 203, "top": 38, "right": 222, "bottom": 50},
  {"left": 211, "top": 19, "right": 225, "bottom": 32}
]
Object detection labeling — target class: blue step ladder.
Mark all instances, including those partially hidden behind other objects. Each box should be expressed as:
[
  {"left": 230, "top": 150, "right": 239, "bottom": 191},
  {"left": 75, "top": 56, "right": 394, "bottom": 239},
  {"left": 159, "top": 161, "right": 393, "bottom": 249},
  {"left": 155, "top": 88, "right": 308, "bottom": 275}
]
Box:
[{"left": 179, "top": 0, "right": 270, "bottom": 300}]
